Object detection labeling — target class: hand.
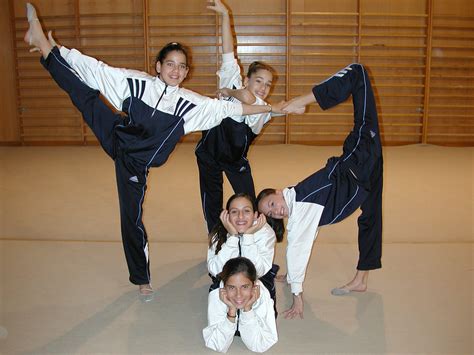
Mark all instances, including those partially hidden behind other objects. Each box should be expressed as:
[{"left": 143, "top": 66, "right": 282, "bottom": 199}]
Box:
[
  {"left": 283, "top": 293, "right": 304, "bottom": 319},
  {"left": 207, "top": 0, "right": 229, "bottom": 15},
  {"left": 216, "top": 88, "right": 231, "bottom": 99},
  {"left": 245, "top": 214, "right": 266, "bottom": 235},
  {"left": 270, "top": 100, "right": 288, "bottom": 114},
  {"left": 219, "top": 288, "right": 237, "bottom": 313},
  {"left": 243, "top": 284, "right": 260, "bottom": 312},
  {"left": 282, "top": 98, "right": 306, "bottom": 114},
  {"left": 283, "top": 92, "right": 316, "bottom": 114},
  {"left": 219, "top": 210, "right": 238, "bottom": 236}
]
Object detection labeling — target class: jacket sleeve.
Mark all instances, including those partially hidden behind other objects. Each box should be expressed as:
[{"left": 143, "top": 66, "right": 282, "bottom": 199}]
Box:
[
  {"left": 217, "top": 52, "right": 242, "bottom": 90},
  {"left": 243, "top": 96, "right": 272, "bottom": 135},
  {"left": 181, "top": 90, "right": 244, "bottom": 134},
  {"left": 202, "top": 289, "right": 236, "bottom": 353},
  {"left": 217, "top": 52, "right": 272, "bottom": 134},
  {"left": 286, "top": 201, "right": 323, "bottom": 294},
  {"left": 59, "top": 46, "right": 134, "bottom": 111},
  {"left": 240, "top": 224, "right": 276, "bottom": 278},
  {"left": 238, "top": 283, "right": 278, "bottom": 353},
  {"left": 207, "top": 236, "right": 240, "bottom": 277}
]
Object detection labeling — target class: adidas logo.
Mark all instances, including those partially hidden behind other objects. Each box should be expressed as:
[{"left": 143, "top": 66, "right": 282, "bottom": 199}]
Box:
[{"left": 129, "top": 176, "right": 139, "bottom": 183}]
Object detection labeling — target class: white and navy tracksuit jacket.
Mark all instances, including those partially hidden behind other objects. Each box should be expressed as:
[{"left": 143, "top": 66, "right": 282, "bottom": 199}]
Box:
[
  {"left": 207, "top": 223, "right": 276, "bottom": 279},
  {"left": 41, "top": 46, "right": 246, "bottom": 285},
  {"left": 195, "top": 52, "right": 272, "bottom": 232},
  {"left": 207, "top": 224, "right": 279, "bottom": 313},
  {"left": 283, "top": 64, "right": 383, "bottom": 295},
  {"left": 203, "top": 280, "right": 278, "bottom": 353}
]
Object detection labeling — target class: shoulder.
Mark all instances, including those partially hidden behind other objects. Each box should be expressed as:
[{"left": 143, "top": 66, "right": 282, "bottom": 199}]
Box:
[
  {"left": 178, "top": 87, "right": 210, "bottom": 103},
  {"left": 255, "top": 223, "right": 276, "bottom": 239},
  {"left": 125, "top": 69, "right": 155, "bottom": 80}
]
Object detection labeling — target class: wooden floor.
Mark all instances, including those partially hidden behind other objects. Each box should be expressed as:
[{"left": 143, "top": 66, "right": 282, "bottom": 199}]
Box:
[{"left": 0, "top": 144, "right": 473, "bottom": 354}]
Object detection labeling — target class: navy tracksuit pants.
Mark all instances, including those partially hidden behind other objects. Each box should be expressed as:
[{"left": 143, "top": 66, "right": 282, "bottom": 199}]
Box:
[
  {"left": 41, "top": 48, "right": 152, "bottom": 285},
  {"left": 299, "top": 63, "right": 383, "bottom": 270}
]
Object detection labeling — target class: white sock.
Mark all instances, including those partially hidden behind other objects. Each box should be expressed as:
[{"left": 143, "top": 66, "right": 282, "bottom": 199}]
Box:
[{"left": 26, "top": 3, "right": 38, "bottom": 23}]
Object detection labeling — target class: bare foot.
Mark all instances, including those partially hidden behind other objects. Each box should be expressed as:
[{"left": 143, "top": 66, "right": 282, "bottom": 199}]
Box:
[
  {"left": 275, "top": 273, "right": 287, "bottom": 282},
  {"left": 139, "top": 283, "right": 154, "bottom": 296},
  {"left": 331, "top": 270, "right": 369, "bottom": 296}
]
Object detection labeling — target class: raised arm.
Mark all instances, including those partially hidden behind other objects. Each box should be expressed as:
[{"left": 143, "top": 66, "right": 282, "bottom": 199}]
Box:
[{"left": 208, "top": 0, "right": 233, "bottom": 54}]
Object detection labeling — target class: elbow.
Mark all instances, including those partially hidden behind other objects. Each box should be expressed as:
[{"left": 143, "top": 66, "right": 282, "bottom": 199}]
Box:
[{"left": 240, "top": 91, "right": 257, "bottom": 105}]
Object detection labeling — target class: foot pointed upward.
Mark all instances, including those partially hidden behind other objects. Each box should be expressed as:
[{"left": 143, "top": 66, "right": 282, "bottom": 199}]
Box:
[{"left": 24, "top": 3, "right": 53, "bottom": 58}]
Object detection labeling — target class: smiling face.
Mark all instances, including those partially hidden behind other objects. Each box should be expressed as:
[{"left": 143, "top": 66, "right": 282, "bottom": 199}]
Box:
[
  {"left": 228, "top": 196, "right": 257, "bottom": 234},
  {"left": 223, "top": 272, "right": 254, "bottom": 309},
  {"left": 257, "top": 190, "right": 288, "bottom": 219},
  {"left": 155, "top": 50, "right": 189, "bottom": 87},
  {"left": 244, "top": 68, "right": 273, "bottom": 100}
]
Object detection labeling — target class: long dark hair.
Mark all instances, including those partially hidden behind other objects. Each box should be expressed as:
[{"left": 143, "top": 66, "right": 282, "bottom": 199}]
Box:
[
  {"left": 220, "top": 257, "right": 257, "bottom": 285},
  {"left": 156, "top": 42, "right": 189, "bottom": 66},
  {"left": 256, "top": 188, "right": 285, "bottom": 242},
  {"left": 208, "top": 193, "right": 256, "bottom": 254}
]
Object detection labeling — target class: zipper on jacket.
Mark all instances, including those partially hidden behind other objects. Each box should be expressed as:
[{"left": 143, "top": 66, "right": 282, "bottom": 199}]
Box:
[{"left": 151, "top": 84, "right": 168, "bottom": 117}]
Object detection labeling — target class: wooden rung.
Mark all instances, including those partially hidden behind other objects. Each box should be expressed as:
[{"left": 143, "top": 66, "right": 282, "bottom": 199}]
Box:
[
  {"left": 291, "top": 12, "right": 358, "bottom": 16},
  {"left": 149, "top": 23, "right": 216, "bottom": 28},
  {"left": 80, "top": 13, "right": 143, "bottom": 18},
  {"left": 152, "top": 32, "right": 216, "bottom": 37},
  {"left": 429, "top": 124, "right": 474, "bottom": 127},
  {"left": 363, "top": 12, "right": 428, "bottom": 18},
  {"left": 428, "top": 114, "right": 473, "bottom": 118},
  {"left": 360, "top": 44, "right": 427, "bottom": 49},
  {"left": 79, "top": 24, "right": 143, "bottom": 29},
  {"left": 76, "top": 34, "right": 145, "bottom": 38},
  {"left": 361, "top": 34, "right": 428, "bottom": 39},
  {"left": 430, "top": 94, "right": 474, "bottom": 98},
  {"left": 430, "top": 85, "right": 474, "bottom": 89},
  {"left": 291, "top": 22, "right": 357, "bottom": 28},
  {"left": 359, "top": 54, "right": 426, "bottom": 58},
  {"left": 362, "top": 24, "right": 427, "bottom": 29},
  {"left": 429, "top": 104, "right": 474, "bottom": 109},
  {"left": 291, "top": 53, "right": 358, "bottom": 57},
  {"left": 290, "top": 43, "right": 358, "bottom": 47},
  {"left": 290, "top": 33, "right": 358, "bottom": 38},
  {"left": 432, "top": 24, "right": 474, "bottom": 30},
  {"left": 427, "top": 133, "right": 474, "bottom": 137}
]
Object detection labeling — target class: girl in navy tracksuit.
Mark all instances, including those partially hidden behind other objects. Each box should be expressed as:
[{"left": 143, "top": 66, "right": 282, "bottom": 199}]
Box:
[
  {"left": 257, "top": 63, "right": 383, "bottom": 319},
  {"left": 196, "top": 0, "right": 276, "bottom": 233},
  {"left": 25, "top": 3, "right": 280, "bottom": 298}
]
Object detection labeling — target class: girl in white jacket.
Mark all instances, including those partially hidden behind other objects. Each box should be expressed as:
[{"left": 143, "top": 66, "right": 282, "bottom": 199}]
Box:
[
  {"left": 203, "top": 257, "right": 278, "bottom": 353},
  {"left": 24, "top": 3, "right": 286, "bottom": 300},
  {"left": 207, "top": 193, "right": 280, "bottom": 315}
]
